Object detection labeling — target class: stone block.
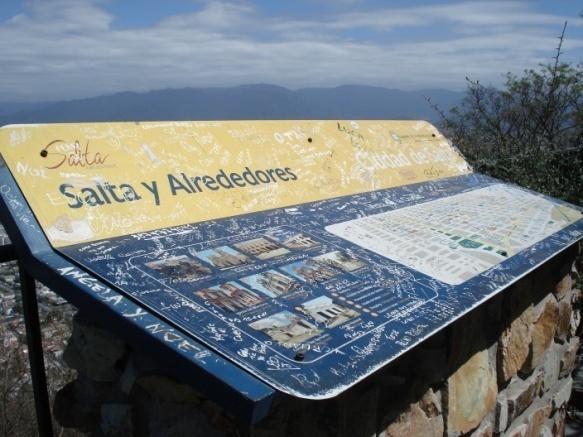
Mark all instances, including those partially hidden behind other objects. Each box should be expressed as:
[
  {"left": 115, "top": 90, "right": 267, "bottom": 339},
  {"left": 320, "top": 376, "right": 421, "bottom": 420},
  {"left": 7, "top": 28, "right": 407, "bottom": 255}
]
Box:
[
  {"left": 120, "top": 359, "right": 137, "bottom": 394},
  {"left": 420, "top": 387, "right": 442, "bottom": 417},
  {"left": 494, "top": 392, "right": 508, "bottom": 433},
  {"left": 541, "top": 343, "right": 562, "bottom": 392},
  {"left": 384, "top": 388, "right": 444, "bottom": 437},
  {"left": 63, "top": 314, "right": 127, "bottom": 382},
  {"left": 554, "top": 273, "right": 572, "bottom": 300},
  {"left": 522, "top": 398, "right": 552, "bottom": 437},
  {"left": 551, "top": 377, "right": 572, "bottom": 411},
  {"left": 522, "top": 295, "right": 558, "bottom": 372},
  {"left": 136, "top": 375, "right": 203, "bottom": 404},
  {"left": 53, "top": 380, "right": 100, "bottom": 431},
  {"left": 383, "top": 404, "right": 444, "bottom": 437},
  {"left": 555, "top": 298, "right": 572, "bottom": 342},
  {"left": 73, "top": 373, "right": 118, "bottom": 403},
  {"left": 142, "top": 402, "right": 227, "bottom": 437},
  {"left": 570, "top": 308, "right": 581, "bottom": 337},
  {"left": 498, "top": 304, "right": 533, "bottom": 384},
  {"left": 534, "top": 367, "right": 545, "bottom": 394},
  {"left": 468, "top": 420, "right": 493, "bottom": 437},
  {"left": 505, "top": 423, "right": 528, "bottom": 437},
  {"left": 550, "top": 408, "right": 566, "bottom": 437},
  {"left": 53, "top": 372, "right": 120, "bottom": 433},
  {"left": 559, "top": 336, "right": 580, "bottom": 378},
  {"left": 505, "top": 370, "right": 543, "bottom": 424},
  {"left": 539, "top": 424, "right": 553, "bottom": 437},
  {"left": 101, "top": 403, "right": 133, "bottom": 436},
  {"left": 446, "top": 349, "right": 497, "bottom": 435},
  {"left": 571, "top": 288, "right": 582, "bottom": 305}
]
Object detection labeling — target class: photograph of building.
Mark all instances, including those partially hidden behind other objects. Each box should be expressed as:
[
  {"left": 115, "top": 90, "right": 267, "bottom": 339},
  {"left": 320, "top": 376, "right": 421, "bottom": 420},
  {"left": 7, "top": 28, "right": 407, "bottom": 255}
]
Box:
[
  {"left": 195, "top": 246, "right": 251, "bottom": 269},
  {"left": 280, "top": 258, "right": 340, "bottom": 284},
  {"left": 249, "top": 310, "right": 321, "bottom": 346},
  {"left": 264, "top": 227, "right": 319, "bottom": 249},
  {"left": 296, "top": 296, "right": 359, "bottom": 328},
  {"left": 234, "top": 237, "right": 289, "bottom": 260},
  {"left": 240, "top": 270, "right": 301, "bottom": 298},
  {"left": 195, "top": 282, "right": 264, "bottom": 312},
  {"left": 313, "top": 250, "right": 367, "bottom": 272},
  {"left": 144, "top": 255, "right": 212, "bottom": 283}
]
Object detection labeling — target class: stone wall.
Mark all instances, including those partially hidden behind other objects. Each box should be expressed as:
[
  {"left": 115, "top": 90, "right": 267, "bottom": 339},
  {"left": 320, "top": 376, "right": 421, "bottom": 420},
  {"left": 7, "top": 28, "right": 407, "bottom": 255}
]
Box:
[{"left": 54, "top": 246, "right": 582, "bottom": 436}]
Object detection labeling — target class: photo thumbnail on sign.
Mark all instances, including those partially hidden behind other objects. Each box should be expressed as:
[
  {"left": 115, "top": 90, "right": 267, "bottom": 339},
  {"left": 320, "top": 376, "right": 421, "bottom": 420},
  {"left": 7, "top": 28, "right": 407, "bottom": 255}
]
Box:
[
  {"left": 296, "top": 296, "right": 359, "bottom": 328},
  {"left": 234, "top": 237, "right": 289, "bottom": 260},
  {"left": 281, "top": 258, "right": 341, "bottom": 284},
  {"left": 194, "top": 246, "right": 251, "bottom": 269},
  {"left": 264, "top": 227, "right": 319, "bottom": 249},
  {"left": 144, "top": 255, "right": 211, "bottom": 283},
  {"left": 313, "top": 250, "right": 367, "bottom": 272},
  {"left": 240, "top": 269, "right": 301, "bottom": 298},
  {"left": 249, "top": 310, "right": 321, "bottom": 347},
  {"left": 195, "top": 282, "right": 264, "bottom": 313}
]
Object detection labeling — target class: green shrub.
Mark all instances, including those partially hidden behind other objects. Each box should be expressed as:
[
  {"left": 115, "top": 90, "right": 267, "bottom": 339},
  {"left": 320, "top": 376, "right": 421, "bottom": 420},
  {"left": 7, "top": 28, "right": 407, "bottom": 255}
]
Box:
[{"left": 432, "top": 24, "right": 583, "bottom": 206}]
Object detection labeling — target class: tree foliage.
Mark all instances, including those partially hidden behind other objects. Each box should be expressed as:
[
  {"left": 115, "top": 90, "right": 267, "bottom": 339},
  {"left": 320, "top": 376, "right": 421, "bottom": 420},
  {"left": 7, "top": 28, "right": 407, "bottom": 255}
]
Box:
[{"left": 432, "top": 24, "right": 583, "bottom": 206}]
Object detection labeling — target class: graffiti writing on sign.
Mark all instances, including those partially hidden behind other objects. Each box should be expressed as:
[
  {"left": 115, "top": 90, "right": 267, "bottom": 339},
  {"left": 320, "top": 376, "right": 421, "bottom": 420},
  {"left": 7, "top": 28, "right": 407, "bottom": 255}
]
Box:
[{"left": 41, "top": 139, "right": 109, "bottom": 169}]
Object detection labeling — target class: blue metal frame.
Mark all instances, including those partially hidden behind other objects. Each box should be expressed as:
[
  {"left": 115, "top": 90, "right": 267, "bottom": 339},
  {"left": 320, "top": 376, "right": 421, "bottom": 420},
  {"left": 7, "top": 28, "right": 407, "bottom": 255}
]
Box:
[
  {"left": 0, "top": 164, "right": 277, "bottom": 428},
  {"left": 18, "top": 263, "right": 54, "bottom": 437}
]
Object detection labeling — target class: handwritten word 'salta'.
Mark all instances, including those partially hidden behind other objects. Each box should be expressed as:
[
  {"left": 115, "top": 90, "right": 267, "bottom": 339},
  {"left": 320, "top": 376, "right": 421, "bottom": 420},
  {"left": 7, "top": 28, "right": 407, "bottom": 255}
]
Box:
[{"left": 41, "top": 139, "right": 109, "bottom": 169}]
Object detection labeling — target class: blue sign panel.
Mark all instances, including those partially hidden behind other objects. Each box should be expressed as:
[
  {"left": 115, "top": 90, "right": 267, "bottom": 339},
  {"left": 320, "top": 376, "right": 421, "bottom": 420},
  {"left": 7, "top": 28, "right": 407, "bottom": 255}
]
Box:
[{"left": 58, "top": 173, "right": 583, "bottom": 398}]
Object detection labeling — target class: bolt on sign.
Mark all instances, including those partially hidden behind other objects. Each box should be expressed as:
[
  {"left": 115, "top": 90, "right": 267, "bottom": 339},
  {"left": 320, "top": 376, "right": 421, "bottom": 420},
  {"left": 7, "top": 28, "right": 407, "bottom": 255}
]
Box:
[{"left": 1, "top": 120, "right": 581, "bottom": 398}]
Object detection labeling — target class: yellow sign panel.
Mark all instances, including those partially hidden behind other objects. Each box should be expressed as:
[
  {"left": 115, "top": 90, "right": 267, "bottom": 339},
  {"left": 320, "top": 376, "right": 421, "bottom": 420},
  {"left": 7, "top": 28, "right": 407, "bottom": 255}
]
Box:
[{"left": 0, "top": 121, "right": 471, "bottom": 247}]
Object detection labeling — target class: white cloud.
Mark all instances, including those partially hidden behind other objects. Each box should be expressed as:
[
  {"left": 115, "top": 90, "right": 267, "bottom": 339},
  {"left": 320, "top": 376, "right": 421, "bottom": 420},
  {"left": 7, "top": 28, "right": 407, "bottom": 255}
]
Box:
[
  {"left": 158, "top": 1, "right": 256, "bottom": 30},
  {"left": 8, "top": 0, "right": 113, "bottom": 32},
  {"left": 0, "top": 0, "right": 580, "bottom": 101}
]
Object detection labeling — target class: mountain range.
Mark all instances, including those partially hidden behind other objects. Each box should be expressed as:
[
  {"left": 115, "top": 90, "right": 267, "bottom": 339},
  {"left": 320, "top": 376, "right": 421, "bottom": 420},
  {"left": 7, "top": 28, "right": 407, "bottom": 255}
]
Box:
[{"left": 0, "top": 84, "right": 462, "bottom": 125}]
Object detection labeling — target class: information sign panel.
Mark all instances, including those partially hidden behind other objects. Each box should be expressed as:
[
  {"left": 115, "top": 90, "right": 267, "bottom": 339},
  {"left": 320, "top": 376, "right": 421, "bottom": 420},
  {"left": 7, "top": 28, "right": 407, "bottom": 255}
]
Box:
[
  {"left": 0, "top": 121, "right": 469, "bottom": 246},
  {"left": 0, "top": 121, "right": 581, "bottom": 398}
]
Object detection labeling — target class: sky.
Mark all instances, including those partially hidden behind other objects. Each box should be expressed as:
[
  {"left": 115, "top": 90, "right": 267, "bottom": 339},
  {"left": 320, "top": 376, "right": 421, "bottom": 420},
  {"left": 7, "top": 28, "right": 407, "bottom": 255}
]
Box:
[{"left": 0, "top": 0, "right": 582, "bottom": 102}]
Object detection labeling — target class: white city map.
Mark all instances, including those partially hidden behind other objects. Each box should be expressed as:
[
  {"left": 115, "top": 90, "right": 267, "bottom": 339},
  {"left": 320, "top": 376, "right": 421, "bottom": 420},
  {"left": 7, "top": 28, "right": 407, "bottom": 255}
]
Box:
[{"left": 326, "top": 184, "right": 581, "bottom": 285}]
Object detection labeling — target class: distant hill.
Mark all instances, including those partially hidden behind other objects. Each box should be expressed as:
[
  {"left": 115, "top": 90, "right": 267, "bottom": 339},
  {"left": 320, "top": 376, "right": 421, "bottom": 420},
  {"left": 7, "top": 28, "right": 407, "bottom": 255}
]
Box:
[
  {"left": 0, "top": 101, "right": 53, "bottom": 117},
  {"left": 0, "top": 84, "right": 462, "bottom": 125}
]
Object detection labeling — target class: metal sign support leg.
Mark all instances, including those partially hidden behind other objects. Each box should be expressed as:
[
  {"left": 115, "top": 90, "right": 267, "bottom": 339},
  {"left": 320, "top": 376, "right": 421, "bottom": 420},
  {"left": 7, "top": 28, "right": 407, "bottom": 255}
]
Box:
[{"left": 18, "top": 263, "right": 54, "bottom": 437}]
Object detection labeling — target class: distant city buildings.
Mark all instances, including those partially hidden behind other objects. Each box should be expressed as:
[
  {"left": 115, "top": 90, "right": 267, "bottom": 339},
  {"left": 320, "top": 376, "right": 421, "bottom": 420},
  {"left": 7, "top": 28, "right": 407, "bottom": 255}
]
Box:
[
  {"left": 0, "top": 265, "right": 72, "bottom": 374},
  {"left": 0, "top": 292, "right": 16, "bottom": 318}
]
